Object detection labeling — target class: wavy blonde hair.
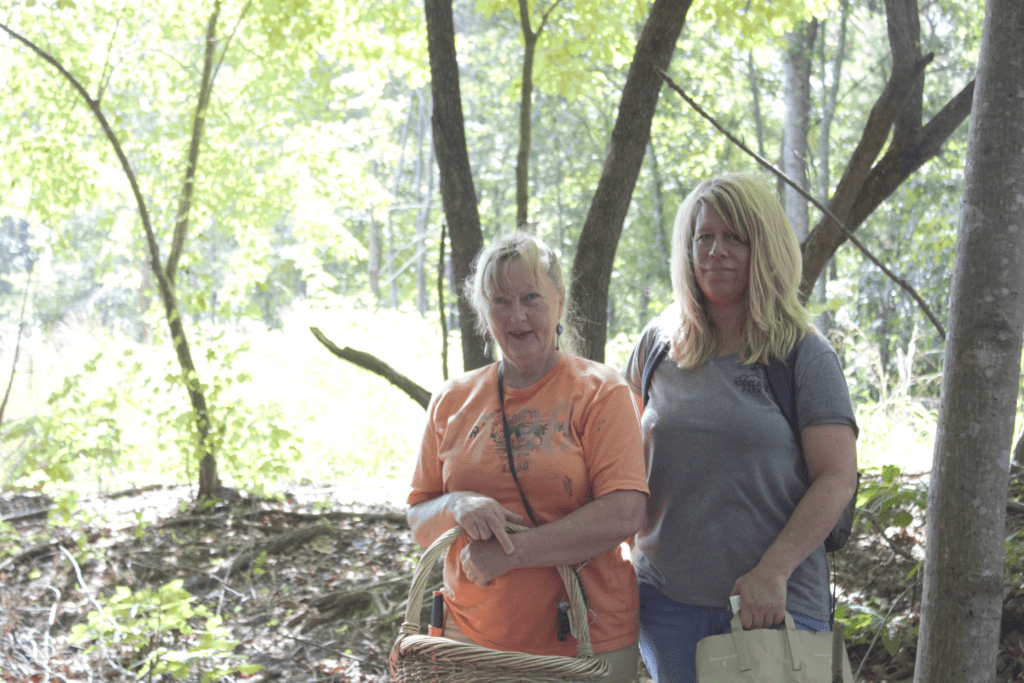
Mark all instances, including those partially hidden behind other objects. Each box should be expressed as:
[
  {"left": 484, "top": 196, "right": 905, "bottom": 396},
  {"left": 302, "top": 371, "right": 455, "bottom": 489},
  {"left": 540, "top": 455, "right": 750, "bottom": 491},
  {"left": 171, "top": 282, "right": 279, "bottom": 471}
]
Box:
[
  {"left": 667, "top": 172, "right": 809, "bottom": 368},
  {"left": 466, "top": 232, "right": 577, "bottom": 354}
]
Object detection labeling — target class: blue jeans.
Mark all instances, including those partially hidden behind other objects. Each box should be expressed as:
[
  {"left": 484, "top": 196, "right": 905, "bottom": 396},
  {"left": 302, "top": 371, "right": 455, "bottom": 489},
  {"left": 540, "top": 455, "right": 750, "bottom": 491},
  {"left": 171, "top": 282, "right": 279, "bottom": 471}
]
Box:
[{"left": 637, "top": 581, "right": 829, "bottom": 683}]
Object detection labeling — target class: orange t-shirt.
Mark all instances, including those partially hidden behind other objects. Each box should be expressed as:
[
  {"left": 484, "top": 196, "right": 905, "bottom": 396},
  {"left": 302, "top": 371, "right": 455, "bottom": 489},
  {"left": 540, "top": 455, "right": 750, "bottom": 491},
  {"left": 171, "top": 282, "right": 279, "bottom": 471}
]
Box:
[{"left": 409, "top": 354, "right": 649, "bottom": 656}]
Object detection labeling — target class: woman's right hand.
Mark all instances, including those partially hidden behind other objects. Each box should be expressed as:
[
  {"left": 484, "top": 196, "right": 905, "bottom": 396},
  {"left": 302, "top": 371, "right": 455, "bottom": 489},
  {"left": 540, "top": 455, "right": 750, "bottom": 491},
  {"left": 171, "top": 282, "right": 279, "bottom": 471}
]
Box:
[{"left": 449, "top": 493, "right": 525, "bottom": 555}]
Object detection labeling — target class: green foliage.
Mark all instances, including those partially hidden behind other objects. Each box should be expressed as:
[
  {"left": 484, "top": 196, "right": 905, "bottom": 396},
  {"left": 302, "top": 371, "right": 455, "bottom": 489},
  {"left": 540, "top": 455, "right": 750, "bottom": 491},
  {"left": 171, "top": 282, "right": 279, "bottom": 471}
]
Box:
[
  {"left": 858, "top": 464, "right": 928, "bottom": 535},
  {"left": 0, "top": 519, "right": 23, "bottom": 561},
  {"left": 69, "top": 579, "right": 262, "bottom": 681},
  {"left": 837, "top": 598, "right": 916, "bottom": 657},
  {"left": 151, "top": 334, "right": 303, "bottom": 489},
  {"left": 1, "top": 352, "right": 123, "bottom": 489}
]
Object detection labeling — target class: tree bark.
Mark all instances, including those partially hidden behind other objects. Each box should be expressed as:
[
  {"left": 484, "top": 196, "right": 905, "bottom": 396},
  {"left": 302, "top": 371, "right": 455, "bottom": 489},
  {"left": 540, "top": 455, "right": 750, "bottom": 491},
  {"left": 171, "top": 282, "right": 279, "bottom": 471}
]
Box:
[
  {"left": 914, "top": 1, "right": 1024, "bottom": 680},
  {"left": 569, "top": 0, "right": 693, "bottom": 362},
  {"left": 424, "top": 0, "right": 489, "bottom": 372}
]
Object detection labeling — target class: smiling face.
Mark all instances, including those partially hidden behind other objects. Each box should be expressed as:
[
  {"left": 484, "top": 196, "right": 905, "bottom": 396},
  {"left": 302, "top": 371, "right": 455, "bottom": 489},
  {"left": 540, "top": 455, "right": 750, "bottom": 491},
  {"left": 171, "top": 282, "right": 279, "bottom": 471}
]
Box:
[
  {"left": 486, "top": 257, "right": 565, "bottom": 385},
  {"left": 692, "top": 205, "right": 751, "bottom": 310}
]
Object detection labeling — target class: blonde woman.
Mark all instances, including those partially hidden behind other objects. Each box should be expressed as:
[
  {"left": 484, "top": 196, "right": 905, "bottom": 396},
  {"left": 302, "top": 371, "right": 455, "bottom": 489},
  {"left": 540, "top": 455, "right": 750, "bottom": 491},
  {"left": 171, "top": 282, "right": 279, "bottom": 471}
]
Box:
[
  {"left": 623, "top": 173, "right": 859, "bottom": 683},
  {"left": 408, "top": 233, "right": 649, "bottom": 682}
]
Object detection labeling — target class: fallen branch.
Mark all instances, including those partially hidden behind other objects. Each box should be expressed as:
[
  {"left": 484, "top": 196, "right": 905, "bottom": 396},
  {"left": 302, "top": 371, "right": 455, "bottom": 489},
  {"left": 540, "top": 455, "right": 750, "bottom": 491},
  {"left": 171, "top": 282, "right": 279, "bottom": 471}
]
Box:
[
  {"left": 309, "top": 327, "right": 431, "bottom": 409},
  {"left": 183, "top": 523, "right": 333, "bottom": 595},
  {"left": 657, "top": 68, "right": 946, "bottom": 340},
  {"left": 252, "top": 507, "right": 408, "bottom": 526}
]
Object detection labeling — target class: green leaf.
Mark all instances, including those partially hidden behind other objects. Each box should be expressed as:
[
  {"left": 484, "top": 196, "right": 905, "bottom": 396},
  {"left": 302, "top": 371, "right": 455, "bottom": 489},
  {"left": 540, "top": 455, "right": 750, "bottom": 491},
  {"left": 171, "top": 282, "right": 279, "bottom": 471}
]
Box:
[{"left": 892, "top": 510, "right": 913, "bottom": 528}]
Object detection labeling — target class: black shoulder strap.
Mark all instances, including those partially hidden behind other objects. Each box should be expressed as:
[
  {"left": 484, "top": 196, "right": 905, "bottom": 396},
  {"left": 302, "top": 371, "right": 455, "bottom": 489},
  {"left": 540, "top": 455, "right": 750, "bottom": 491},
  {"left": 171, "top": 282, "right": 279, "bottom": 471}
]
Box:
[
  {"left": 762, "top": 343, "right": 800, "bottom": 443},
  {"left": 497, "top": 363, "right": 539, "bottom": 527},
  {"left": 641, "top": 339, "right": 670, "bottom": 409}
]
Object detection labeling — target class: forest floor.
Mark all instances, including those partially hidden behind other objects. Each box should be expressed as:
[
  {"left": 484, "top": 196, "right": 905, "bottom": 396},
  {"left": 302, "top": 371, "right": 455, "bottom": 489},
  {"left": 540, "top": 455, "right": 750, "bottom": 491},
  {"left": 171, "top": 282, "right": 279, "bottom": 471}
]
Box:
[{"left": 1, "top": 478, "right": 1023, "bottom": 683}]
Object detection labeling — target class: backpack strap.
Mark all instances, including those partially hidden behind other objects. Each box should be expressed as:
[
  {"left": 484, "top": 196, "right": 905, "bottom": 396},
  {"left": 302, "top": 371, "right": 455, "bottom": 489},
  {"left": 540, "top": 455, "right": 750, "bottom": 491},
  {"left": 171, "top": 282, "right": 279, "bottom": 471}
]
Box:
[
  {"left": 641, "top": 339, "right": 670, "bottom": 409},
  {"left": 762, "top": 343, "right": 800, "bottom": 443}
]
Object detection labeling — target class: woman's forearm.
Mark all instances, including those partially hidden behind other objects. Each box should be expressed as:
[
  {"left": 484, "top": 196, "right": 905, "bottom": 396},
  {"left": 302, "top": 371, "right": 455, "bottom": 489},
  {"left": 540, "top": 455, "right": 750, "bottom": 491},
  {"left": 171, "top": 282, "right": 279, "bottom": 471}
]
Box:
[
  {"left": 460, "top": 490, "right": 646, "bottom": 586},
  {"left": 508, "top": 490, "right": 645, "bottom": 567},
  {"left": 407, "top": 493, "right": 462, "bottom": 548},
  {"left": 757, "top": 469, "right": 856, "bottom": 578}
]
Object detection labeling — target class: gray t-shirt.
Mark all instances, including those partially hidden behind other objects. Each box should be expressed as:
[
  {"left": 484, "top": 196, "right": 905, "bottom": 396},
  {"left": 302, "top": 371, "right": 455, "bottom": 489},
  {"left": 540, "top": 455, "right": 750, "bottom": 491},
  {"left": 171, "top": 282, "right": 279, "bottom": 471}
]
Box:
[{"left": 623, "top": 322, "right": 857, "bottom": 622}]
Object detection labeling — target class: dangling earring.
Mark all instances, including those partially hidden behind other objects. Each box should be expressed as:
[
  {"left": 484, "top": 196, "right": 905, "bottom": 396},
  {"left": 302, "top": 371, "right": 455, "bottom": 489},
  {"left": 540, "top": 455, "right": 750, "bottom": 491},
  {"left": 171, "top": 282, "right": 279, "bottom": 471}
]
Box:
[
  {"left": 556, "top": 323, "right": 563, "bottom": 350},
  {"left": 484, "top": 337, "right": 491, "bottom": 358}
]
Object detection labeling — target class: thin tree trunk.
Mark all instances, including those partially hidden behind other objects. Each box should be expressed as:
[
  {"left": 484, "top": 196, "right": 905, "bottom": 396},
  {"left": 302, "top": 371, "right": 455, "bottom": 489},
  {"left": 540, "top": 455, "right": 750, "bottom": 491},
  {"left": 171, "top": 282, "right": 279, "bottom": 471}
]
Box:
[
  {"left": 515, "top": 0, "right": 537, "bottom": 229},
  {"left": 514, "top": 0, "right": 562, "bottom": 229},
  {"left": 747, "top": 51, "right": 766, "bottom": 158},
  {"left": 368, "top": 161, "right": 381, "bottom": 302},
  {"left": 783, "top": 20, "right": 817, "bottom": 243},
  {"left": 415, "top": 89, "right": 431, "bottom": 316},
  {"left": 915, "top": 1, "right": 1024, "bottom": 679},
  {"left": 816, "top": 0, "right": 849, "bottom": 333},
  {"left": 437, "top": 221, "right": 449, "bottom": 381},
  {"left": 0, "top": 5, "right": 248, "bottom": 501},
  {"left": 388, "top": 92, "right": 416, "bottom": 309}
]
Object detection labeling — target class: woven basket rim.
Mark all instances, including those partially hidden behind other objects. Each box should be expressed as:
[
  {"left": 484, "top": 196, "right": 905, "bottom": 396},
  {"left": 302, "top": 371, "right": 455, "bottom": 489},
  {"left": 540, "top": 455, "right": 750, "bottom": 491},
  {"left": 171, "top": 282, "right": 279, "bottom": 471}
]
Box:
[{"left": 391, "top": 523, "right": 611, "bottom": 680}]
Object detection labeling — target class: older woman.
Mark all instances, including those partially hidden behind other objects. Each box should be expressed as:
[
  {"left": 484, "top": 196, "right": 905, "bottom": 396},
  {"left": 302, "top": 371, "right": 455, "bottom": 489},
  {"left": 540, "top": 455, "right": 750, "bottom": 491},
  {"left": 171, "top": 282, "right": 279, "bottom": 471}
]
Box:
[
  {"left": 623, "top": 173, "right": 859, "bottom": 683},
  {"left": 407, "top": 233, "right": 649, "bottom": 681}
]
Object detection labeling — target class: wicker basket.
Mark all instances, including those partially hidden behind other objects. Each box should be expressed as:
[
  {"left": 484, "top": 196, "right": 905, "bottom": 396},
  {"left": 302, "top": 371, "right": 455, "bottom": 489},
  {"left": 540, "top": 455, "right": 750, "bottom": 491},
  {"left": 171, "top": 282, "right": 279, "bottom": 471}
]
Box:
[{"left": 390, "top": 524, "right": 611, "bottom": 682}]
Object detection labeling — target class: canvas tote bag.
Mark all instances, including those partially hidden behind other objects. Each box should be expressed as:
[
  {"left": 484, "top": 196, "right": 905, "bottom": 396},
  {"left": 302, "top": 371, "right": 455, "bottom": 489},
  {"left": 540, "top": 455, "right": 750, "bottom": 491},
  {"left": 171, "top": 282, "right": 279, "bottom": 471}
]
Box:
[{"left": 695, "top": 611, "right": 853, "bottom": 683}]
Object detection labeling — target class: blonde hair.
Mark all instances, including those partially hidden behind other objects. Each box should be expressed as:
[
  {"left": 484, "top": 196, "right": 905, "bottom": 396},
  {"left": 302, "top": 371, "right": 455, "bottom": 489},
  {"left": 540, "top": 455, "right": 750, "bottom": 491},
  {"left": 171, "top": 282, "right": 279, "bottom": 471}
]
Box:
[
  {"left": 667, "top": 172, "right": 808, "bottom": 368},
  {"left": 466, "top": 232, "right": 576, "bottom": 354}
]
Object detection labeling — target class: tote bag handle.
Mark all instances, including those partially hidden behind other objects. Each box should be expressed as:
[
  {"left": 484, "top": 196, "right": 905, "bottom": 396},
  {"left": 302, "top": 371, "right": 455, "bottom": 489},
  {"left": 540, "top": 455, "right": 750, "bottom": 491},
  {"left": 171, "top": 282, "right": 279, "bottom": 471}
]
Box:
[{"left": 729, "top": 611, "right": 803, "bottom": 673}]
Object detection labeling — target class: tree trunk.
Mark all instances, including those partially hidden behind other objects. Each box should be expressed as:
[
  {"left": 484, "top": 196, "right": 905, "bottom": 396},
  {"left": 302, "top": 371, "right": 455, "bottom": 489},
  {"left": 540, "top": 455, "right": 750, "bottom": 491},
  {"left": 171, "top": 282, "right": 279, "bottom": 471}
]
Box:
[
  {"left": 424, "top": 0, "right": 489, "bottom": 372},
  {"left": 914, "top": 1, "right": 1024, "bottom": 679},
  {"left": 782, "top": 20, "right": 816, "bottom": 243},
  {"left": 569, "top": 0, "right": 693, "bottom": 362}
]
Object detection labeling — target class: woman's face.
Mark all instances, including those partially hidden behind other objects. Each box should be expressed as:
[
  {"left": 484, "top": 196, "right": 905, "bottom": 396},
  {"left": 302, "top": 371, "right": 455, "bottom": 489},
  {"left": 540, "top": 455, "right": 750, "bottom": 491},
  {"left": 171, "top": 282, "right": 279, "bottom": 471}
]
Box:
[
  {"left": 692, "top": 206, "right": 751, "bottom": 309},
  {"left": 486, "top": 257, "right": 565, "bottom": 375}
]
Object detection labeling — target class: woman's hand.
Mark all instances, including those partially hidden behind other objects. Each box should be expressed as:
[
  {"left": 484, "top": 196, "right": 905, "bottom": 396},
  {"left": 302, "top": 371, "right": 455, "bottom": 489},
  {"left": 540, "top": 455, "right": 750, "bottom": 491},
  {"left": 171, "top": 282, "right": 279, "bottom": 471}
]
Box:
[
  {"left": 730, "top": 562, "right": 788, "bottom": 629},
  {"left": 449, "top": 493, "right": 524, "bottom": 554},
  {"left": 460, "top": 538, "right": 514, "bottom": 587}
]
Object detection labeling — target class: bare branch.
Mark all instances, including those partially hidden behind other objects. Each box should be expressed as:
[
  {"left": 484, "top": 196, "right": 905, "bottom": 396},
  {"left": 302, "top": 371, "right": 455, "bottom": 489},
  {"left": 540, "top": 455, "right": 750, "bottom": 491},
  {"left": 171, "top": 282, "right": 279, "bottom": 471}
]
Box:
[
  {"left": 0, "top": 21, "right": 165, "bottom": 292},
  {"left": 309, "top": 327, "right": 431, "bottom": 409},
  {"left": 211, "top": 0, "right": 253, "bottom": 85},
  {"left": 657, "top": 69, "right": 946, "bottom": 340}
]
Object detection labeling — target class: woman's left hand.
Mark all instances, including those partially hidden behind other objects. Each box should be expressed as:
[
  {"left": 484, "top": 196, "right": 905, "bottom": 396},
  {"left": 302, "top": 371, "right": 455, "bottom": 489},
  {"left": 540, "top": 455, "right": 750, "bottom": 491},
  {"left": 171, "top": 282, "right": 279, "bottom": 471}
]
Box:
[
  {"left": 460, "top": 538, "right": 514, "bottom": 587},
  {"left": 730, "top": 562, "right": 788, "bottom": 629}
]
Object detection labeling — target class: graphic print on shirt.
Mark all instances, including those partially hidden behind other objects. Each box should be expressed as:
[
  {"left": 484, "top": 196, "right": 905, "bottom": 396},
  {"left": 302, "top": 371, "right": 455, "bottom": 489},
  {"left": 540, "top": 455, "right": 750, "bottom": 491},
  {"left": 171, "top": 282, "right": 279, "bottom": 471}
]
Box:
[
  {"left": 734, "top": 372, "right": 764, "bottom": 395},
  {"left": 485, "top": 403, "right": 574, "bottom": 473}
]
